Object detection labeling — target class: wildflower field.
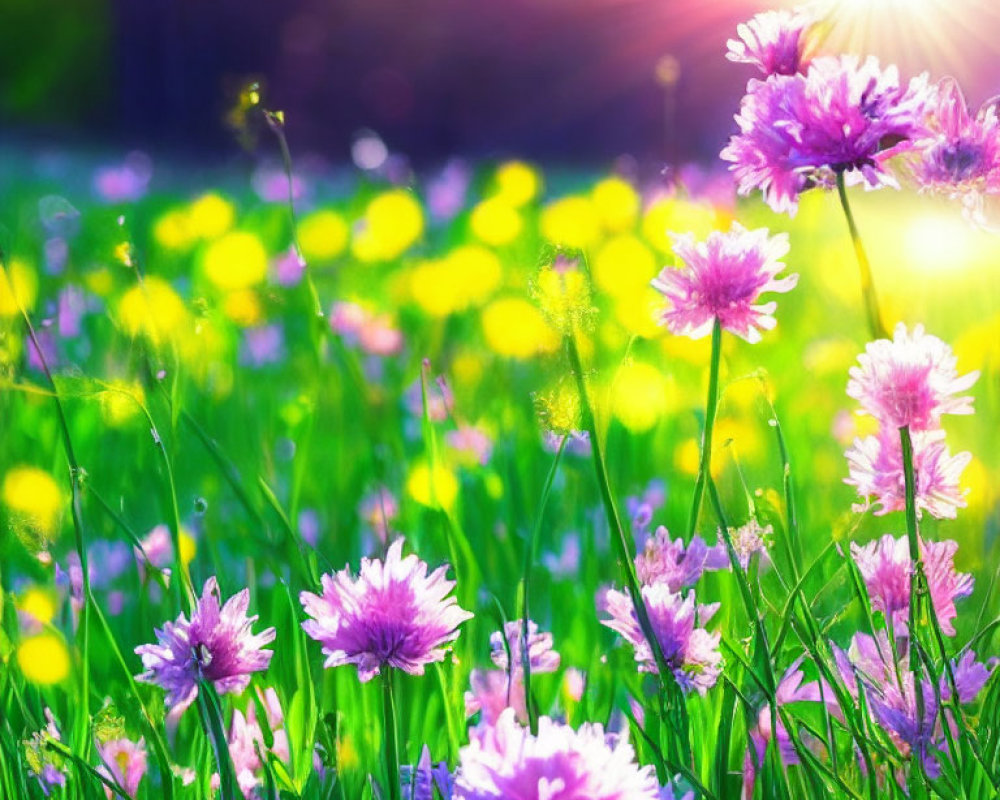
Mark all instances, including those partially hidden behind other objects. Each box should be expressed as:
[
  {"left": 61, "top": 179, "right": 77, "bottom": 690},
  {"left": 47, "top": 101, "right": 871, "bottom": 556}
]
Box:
[{"left": 4, "top": 6, "right": 1000, "bottom": 800}]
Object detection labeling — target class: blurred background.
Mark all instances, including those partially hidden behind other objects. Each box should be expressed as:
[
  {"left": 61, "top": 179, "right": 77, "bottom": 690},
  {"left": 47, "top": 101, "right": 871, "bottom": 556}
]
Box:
[{"left": 3, "top": 0, "right": 1000, "bottom": 167}]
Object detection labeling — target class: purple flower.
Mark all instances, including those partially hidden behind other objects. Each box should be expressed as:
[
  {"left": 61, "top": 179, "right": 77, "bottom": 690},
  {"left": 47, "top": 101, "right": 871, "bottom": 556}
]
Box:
[
  {"left": 625, "top": 479, "right": 667, "bottom": 542},
  {"left": 453, "top": 708, "right": 660, "bottom": 800},
  {"left": 465, "top": 668, "right": 527, "bottom": 727},
  {"left": 358, "top": 486, "right": 398, "bottom": 545},
  {"left": 299, "top": 538, "right": 473, "bottom": 682},
  {"left": 427, "top": 159, "right": 471, "bottom": 222},
  {"left": 602, "top": 584, "right": 721, "bottom": 694},
  {"left": 240, "top": 325, "right": 286, "bottom": 368},
  {"left": 743, "top": 658, "right": 822, "bottom": 796},
  {"left": 135, "top": 577, "right": 275, "bottom": 715},
  {"left": 904, "top": 78, "right": 1000, "bottom": 223},
  {"left": 92, "top": 152, "right": 152, "bottom": 203},
  {"left": 850, "top": 534, "right": 973, "bottom": 636},
  {"left": 845, "top": 428, "right": 971, "bottom": 519},
  {"left": 271, "top": 247, "right": 306, "bottom": 287},
  {"left": 401, "top": 746, "right": 455, "bottom": 800},
  {"left": 847, "top": 323, "right": 978, "bottom": 431},
  {"left": 489, "top": 620, "right": 560, "bottom": 675},
  {"left": 727, "top": 519, "right": 773, "bottom": 569},
  {"left": 722, "top": 56, "right": 932, "bottom": 215},
  {"left": 833, "top": 632, "right": 992, "bottom": 772},
  {"left": 24, "top": 710, "right": 68, "bottom": 796},
  {"left": 652, "top": 223, "right": 797, "bottom": 343},
  {"left": 97, "top": 737, "right": 147, "bottom": 798},
  {"left": 634, "top": 527, "right": 727, "bottom": 590},
  {"left": 726, "top": 8, "right": 815, "bottom": 76}
]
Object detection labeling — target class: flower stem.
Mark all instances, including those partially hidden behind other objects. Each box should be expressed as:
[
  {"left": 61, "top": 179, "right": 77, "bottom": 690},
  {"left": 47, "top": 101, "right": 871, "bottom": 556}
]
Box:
[
  {"left": 835, "top": 171, "right": 888, "bottom": 340},
  {"left": 686, "top": 318, "right": 723, "bottom": 540},
  {"left": 521, "top": 435, "right": 567, "bottom": 736},
  {"left": 565, "top": 330, "right": 691, "bottom": 765},
  {"left": 382, "top": 668, "right": 401, "bottom": 800},
  {"left": 899, "top": 425, "right": 928, "bottom": 770}
]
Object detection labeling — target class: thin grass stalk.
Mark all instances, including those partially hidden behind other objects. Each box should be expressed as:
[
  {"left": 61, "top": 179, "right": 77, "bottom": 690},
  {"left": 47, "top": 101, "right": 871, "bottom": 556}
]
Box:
[
  {"left": 520, "top": 435, "right": 567, "bottom": 735},
  {"left": 835, "top": 171, "right": 888, "bottom": 340}
]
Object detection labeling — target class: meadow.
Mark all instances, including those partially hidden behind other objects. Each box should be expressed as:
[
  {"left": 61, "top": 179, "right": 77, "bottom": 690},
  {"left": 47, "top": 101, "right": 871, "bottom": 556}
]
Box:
[{"left": 3, "top": 9, "right": 1000, "bottom": 800}]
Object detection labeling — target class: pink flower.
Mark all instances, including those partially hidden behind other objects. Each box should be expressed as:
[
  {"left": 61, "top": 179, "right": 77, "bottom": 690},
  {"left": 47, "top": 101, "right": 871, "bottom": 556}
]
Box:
[
  {"left": 465, "top": 669, "right": 527, "bottom": 726},
  {"left": 903, "top": 77, "right": 1000, "bottom": 224},
  {"left": 453, "top": 708, "right": 660, "bottom": 800},
  {"left": 300, "top": 539, "right": 473, "bottom": 682},
  {"left": 97, "top": 737, "right": 147, "bottom": 798},
  {"left": 489, "top": 620, "right": 560, "bottom": 675},
  {"left": 845, "top": 428, "right": 971, "bottom": 519},
  {"left": 652, "top": 223, "right": 797, "bottom": 343},
  {"left": 847, "top": 323, "right": 978, "bottom": 430},
  {"left": 726, "top": 8, "right": 815, "bottom": 76},
  {"left": 634, "top": 527, "right": 728, "bottom": 590},
  {"left": 601, "top": 584, "right": 722, "bottom": 694},
  {"left": 722, "top": 56, "right": 931, "bottom": 215},
  {"left": 850, "top": 534, "right": 973, "bottom": 636},
  {"left": 135, "top": 577, "right": 275, "bottom": 715}
]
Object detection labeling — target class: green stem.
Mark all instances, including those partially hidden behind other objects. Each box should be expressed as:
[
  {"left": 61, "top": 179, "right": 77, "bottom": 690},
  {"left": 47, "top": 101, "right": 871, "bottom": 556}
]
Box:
[
  {"left": 565, "top": 331, "right": 691, "bottom": 765},
  {"left": 687, "top": 319, "right": 722, "bottom": 540},
  {"left": 835, "top": 171, "right": 888, "bottom": 340},
  {"left": 521, "top": 435, "right": 567, "bottom": 736},
  {"left": 382, "top": 668, "right": 401, "bottom": 800},
  {"left": 899, "top": 425, "right": 928, "bottom": 777}
]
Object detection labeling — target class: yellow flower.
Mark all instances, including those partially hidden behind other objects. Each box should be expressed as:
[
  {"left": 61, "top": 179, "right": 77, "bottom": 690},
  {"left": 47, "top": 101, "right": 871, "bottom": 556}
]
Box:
[
  {"left": 203, "top": 232, "right": 268, "bottom": 291},
  {"left": 493, "top": 161, "right": 542, "bottom": 207},
  {"left": 470, "top": 198, "right": 523, "bottom": 246},
  {"left": 17, "top": 634, "right": 70, "bottom": 685},
  {"left": 534, "top": 266, "right": 592, "bottom": 332},
  {"left": 0, "top": 258, "right": 38, "bottom": 316},
  {"left": 611, "top": 362, "right": 670, "bottom": 432},
  {"left": 352, "top": 190, "right": 424, "bottom": 262},
  {"left": 406, "top": 463, "right": 459, "bottom": 509},
  {"left": 187, "top": 193, "right": 236, "bottom": 240},
  {"left": 593, "top": 235, "right": 657, "bottom": 298},
  {"left": 153, "top": 208, "right": 196, "bottom": 251},
  {"left": 410, "top": 258, "right": 464, "bottom": 318},
  {"left": 179, "top": 529, "right": 197, "bottom": 566},
  {"left": 613, "top": 287, "right": 664, "bottom": 339},
  {"left": 481, "top": 298, "right": 559, "bottom": 359},
  {"left": 85, "top": 267, "right": 114, "bottom": 297},
  {"left": 222, "top": 289, "right": 263, "bottom": 326},
  {"left": 18, "top": 587, "right": 57, "bottom": 625},
  {"left": 446, "top": 245, "right": 502, "bottom": 305},
  {"left": 117, "top": 277, "right": 189, "bottom": 346},
  {"left": 540, "top": 196, "right": 600, "bottom": 250},
  {"left": 2, "top": 467, "right": 63, "bottom": 541},
  {"left": 592, "top": 177, "right": 640, "bottom": 232},
  {"left": 99, "top": 380, "right": 146, "bottom": 427},
  {"left": 298, "top": 209, "right": 349, "bottom": 263}
]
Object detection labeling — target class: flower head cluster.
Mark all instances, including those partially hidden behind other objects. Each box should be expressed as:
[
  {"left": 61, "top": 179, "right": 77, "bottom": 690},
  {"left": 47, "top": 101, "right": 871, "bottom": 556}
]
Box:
[
  {"left": 23, "top": 710, "right": 68, "bottom": 796},
  {"left": 634, "top": 527, "right": 728, "bottom": 590},
  {"left": 846, "top": 428, "right": 971, "bottom": 519},
  {"left": 851, "top": 534, "right": 973, "bottom": 636},
  {"left": 213, "top": 688, "right": 289, "bottom": 799},
  {"left": 300, "top": 539, "right": 472, "bottom": 682},
  {"left": 833, "top": 632, "right": 991, "bottom": 772},
  {"left": 652, "top": 223, "right": 797, "bottom": 343},
  {"left": 845, "top": 324, "right": 977, "bottom": 519},
  {"left": 489, "top": 619, "right": 561, "bottom": 675},
  {"left": 726, "top": 8, "right": 815, "bottom": 76},
  {"left": 452, "top": 708, "right": 660, "bottom": 800},
  {"left": 722, "top": 55, "right": 931, "bottom": 215},
  {"left": 905, "top": 78, "right": 1000, "bottom": 223},
  {"left": 602, "top": 584, "right": 722, "bottom": 694},
  {"left": 135, "top": 577, "right": 275, "bottom": 715}
]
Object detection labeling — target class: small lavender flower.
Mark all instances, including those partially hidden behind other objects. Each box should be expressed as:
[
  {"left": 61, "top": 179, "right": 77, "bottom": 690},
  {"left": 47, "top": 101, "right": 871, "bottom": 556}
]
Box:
[
  {"left": 452, "top": 708, "right": 660, "bottom": 800},
  {"left": 300, "top": 538, "right": 473, "bottom": 682},
  {"left": 850, "top": 534, "right": 973, "bottom": 636},
  {"left": 722, "top": 56, "right": 932, "bottom": 215},
  {"left": 358, "top": 486, "right": 398, "bottom": 545},
  {"left": 135, "top": 577, "right": 275, "bottom": 714},
  {"left": 634, "top": 527, "right": 727, "bottom": 590},
  {"left": 97, "top": 737, "right": 147, "bottom": 798},
  {"left": 727, "top": 519, "right": 773, "bottom": 569},
  {"left": 905, "top": 77, "right": 1000, "bottom": 223},
  {"left": 845, "top": 428, "right": 971, "bottom": 519},
  {"left": 625, "top": 479, "right": 667, "bottom": 543},
  {"left": 847, "top": 323, "right": 978, "bottom": 431},
  {"left": 489, "top": 620, "right": 560, "bottom": 675},
  {"left": 652, "top": 223, "right": 797, "bottom": 343},
  {"left": 726, "top": 8, "right": 814, "bottom": 76},
  {"left": 401, "top": 746, "right": 454, "bottom": 800},
  {"left": 24, "top": 710, "right": 68, "bottom": 796},
  {"left": 602, "top": 584, "right": 722, "bottom": 694}
]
